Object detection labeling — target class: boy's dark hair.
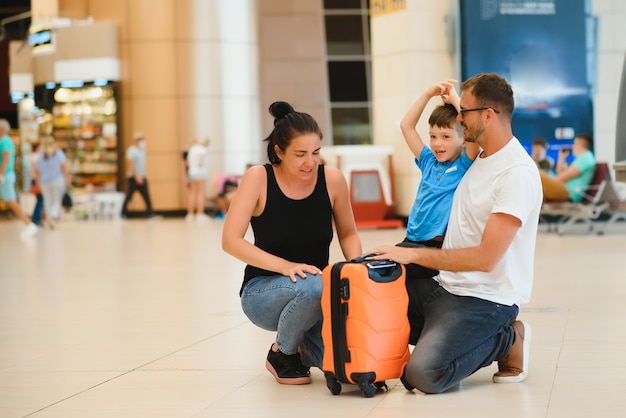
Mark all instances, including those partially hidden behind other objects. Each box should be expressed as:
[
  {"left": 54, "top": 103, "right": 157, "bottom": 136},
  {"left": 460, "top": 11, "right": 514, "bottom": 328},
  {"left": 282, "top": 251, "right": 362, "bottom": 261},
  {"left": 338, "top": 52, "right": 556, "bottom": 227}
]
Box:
[{"left": 429, "top": 104, "right": 462, "bottom": 135}]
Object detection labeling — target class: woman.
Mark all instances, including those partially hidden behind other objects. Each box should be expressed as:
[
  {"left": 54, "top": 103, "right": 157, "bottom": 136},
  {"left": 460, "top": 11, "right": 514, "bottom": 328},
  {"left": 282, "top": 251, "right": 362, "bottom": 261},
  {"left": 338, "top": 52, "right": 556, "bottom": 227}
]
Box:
[
  {"left": 185, "top": 138, "right": 209, "bottom": 220},
  {"left": 33, "top": 135, "right": 71, "bottom": 228},
  {"left": 222, "top": 101, "right": 362, "bottom": 385}
]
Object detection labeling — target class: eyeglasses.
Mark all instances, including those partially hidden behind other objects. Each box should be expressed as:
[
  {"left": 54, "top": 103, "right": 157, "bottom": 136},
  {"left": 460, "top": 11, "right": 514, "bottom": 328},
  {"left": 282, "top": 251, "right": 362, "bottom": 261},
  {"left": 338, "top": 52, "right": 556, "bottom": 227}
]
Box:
[{"left": 459, "top": 107, "right": 500, "bottom": 116}]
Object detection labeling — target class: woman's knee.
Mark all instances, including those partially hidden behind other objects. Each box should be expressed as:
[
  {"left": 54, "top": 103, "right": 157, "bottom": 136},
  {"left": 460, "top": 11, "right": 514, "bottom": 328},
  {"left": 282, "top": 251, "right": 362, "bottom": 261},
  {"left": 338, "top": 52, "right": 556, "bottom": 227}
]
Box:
[{"left": 298, "top": 273, "right": 323, "bottom": 297}]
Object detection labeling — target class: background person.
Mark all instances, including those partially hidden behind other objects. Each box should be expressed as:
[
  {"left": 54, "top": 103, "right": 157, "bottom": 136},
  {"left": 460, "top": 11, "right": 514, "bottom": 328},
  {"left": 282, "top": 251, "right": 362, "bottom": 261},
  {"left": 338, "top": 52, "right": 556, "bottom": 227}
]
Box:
[
  {"left": 29, "top": 142, "right": 44, "bottom": 226},
  {"left": 539, "top": 133, "right": 595, "bottom": 202},
  {"left": 222, "top": 101, "right": 362, "bottom": 385},
  {"left": 121, "top": 132, "right": 158, "bottom": 218},
  {"left": 367, "top": 73, "right": 543, "bottom": 394},
  {"left": 185, "top": 138, "right": 210, "bottom": 221},
  {"left": 0, "top": 118, "right": 39, "bottom": 238},
  {"left": 531, "top": 137, "right": 555, "bottom": 172},
  {"left": 33, "top": 135, "right": 71, "bottom": 229}
]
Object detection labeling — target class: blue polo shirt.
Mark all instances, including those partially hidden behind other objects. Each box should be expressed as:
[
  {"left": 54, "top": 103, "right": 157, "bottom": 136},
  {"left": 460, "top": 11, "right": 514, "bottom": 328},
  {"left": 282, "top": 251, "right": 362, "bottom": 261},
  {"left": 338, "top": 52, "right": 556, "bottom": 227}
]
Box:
[{"left": 406, "top": 147, "right": 473, "bottom": 241}]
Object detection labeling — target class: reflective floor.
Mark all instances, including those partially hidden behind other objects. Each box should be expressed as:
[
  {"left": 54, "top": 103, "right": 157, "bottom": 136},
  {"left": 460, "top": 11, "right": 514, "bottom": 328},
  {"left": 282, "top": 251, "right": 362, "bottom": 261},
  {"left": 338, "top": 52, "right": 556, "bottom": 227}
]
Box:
[{"left": 1, "top": 216, "right": 625, "bottom": 417}]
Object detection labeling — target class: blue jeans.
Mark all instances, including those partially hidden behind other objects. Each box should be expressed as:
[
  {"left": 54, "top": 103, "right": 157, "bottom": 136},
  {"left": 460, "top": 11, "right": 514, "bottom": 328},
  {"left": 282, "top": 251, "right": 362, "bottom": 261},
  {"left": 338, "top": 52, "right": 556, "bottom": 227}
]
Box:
[
  {"left": 405, "top": 278, "right": 518, "bottom": 394},
  {"left": 32, "top": 193, "right": 44, "bottom": 224},
  {"left": 240, "top": 273, "right": 324, "bottom": 368}
]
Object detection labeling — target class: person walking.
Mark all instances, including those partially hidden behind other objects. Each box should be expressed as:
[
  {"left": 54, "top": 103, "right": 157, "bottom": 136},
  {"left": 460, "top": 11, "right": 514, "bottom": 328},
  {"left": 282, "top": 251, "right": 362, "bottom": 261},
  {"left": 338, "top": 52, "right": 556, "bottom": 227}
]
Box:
[
  {"left": 32, "top": 135, "right": 71, "bottom": 229},
  {"left": 121, "top": 132, "right": 158, "bottom": 218},
  {"left": 0, "top": 119, "right": 39, "bottom": 238}
]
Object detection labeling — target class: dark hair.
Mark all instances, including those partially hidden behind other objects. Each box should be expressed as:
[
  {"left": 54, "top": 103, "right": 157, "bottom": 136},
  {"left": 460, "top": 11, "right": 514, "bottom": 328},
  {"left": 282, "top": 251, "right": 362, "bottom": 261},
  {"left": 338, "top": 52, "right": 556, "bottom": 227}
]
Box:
[
  {"left": 461, "top": 73, "right": 515, "bottom": 118},
  {"left": 264, "top": 101, "right": 323, "bottom": 165},
  {"left": 575, "top": 133, "right": 593, "bottom": 150},
  {"left": 532, "top": 137, "right": 547, "bottom": 147},
  {"left": 429, "top": 104, "right": 460, "bottom": 131}
]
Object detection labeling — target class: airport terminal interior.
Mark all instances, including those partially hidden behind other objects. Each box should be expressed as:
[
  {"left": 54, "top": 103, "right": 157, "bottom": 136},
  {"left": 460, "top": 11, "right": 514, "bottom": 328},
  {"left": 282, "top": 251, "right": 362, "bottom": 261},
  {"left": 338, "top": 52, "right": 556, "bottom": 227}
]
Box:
[
  {"left": 1, "top": 217, "right": 626, "bottom": 417},
  {"left": 2, "top": 0, "right": 626, "bottom": 417}
]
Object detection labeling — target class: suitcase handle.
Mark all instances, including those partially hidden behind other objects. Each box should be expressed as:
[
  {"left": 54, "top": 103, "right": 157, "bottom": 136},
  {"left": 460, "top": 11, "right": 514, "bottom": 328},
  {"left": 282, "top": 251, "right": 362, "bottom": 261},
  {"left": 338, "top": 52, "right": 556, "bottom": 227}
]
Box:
[{"left": 350, "top": 254, "right": 403, "bottom": 283}]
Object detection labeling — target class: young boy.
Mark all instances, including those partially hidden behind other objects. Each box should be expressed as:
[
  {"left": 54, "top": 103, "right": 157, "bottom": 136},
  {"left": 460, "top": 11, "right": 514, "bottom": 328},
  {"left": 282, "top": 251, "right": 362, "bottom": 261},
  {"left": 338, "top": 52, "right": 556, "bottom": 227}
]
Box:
[{"left": 397, "top": 79, "right": 480, "bottom": 281}]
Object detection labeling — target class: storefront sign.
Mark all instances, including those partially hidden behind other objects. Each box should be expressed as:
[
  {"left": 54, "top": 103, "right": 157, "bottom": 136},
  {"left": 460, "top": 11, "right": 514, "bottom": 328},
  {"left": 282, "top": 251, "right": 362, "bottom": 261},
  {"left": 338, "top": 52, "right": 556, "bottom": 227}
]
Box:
[
  {"left": 370, "top": 0, "right": 406, "bottom": 17},
  {"left": 28, "top": 27, "right": 55, "bottom": 55}
]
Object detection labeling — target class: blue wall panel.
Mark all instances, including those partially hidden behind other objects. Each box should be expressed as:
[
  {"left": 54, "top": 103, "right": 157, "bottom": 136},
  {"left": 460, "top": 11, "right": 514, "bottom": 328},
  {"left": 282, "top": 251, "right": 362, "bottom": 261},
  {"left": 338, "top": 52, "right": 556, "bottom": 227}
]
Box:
[{"left": 460, "top": 0, "right": 593, "bottom": 162}]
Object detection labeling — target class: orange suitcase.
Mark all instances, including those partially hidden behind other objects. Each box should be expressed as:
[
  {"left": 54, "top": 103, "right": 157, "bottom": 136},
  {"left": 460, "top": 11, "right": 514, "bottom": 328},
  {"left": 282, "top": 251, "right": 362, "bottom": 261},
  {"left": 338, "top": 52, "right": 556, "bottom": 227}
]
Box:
[{"left": 321, "top": 257, "right": 411, "bottom": 397}]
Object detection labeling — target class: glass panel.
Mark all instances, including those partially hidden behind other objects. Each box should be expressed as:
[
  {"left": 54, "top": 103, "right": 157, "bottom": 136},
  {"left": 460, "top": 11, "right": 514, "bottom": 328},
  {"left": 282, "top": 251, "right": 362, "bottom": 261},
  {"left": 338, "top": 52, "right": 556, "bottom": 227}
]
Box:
[
  {"left": 324, "top": 0, "right": 362, "bottom": 9},
  {"left": 325, "top": 15, "right": 365, "bottom": 55},
  {"left": 352, "top": 172, "right": 381, "bottom": 202},
  {"left": 331, "top": 107, "right": 371, "bottom": 145},
  {"left": 328, "top": 61, "right": 368, "bottom": 102}
]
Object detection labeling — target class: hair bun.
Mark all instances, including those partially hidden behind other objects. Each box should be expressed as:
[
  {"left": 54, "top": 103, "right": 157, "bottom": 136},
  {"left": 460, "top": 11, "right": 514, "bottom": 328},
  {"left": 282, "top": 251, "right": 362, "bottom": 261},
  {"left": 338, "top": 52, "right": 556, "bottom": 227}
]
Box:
[{"left": 269, "top": 101, "right": 295, "bottom": 123}]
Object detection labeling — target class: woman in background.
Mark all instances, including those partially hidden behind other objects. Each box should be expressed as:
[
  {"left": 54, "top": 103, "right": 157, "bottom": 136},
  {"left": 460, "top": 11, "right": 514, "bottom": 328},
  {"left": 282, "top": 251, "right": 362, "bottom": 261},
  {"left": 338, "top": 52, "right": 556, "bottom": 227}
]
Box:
[
  {"left": 185, "top": 138, "right": 210, "bottom": 221},
  {"left": 33, "top": 135, "right": 71, "bottom": 228}
]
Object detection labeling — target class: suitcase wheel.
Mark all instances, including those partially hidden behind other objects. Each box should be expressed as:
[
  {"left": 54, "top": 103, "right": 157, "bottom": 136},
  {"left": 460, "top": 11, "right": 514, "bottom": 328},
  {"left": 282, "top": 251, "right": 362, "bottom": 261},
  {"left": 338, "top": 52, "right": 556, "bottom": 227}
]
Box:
[
  {"left": 324, "top": 372, "right": 342, "bottom": 395},
  {"left": 374, "top": 381, "right": 389, "bottom": 392},
  {"left": 352, "top": 372, "right": 377, "bottom": 398}
]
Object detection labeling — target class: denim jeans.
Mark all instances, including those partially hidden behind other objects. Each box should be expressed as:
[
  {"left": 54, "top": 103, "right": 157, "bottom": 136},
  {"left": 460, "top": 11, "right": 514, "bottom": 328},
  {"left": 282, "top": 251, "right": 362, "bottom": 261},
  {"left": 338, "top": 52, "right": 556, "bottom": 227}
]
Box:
[
  {"left": 240, "top": 273, "right": 324, "bottom": 368},
  {"left": 32, "top": 193, "right": 44, "bottom": 224},
  {"left": 404, "top": 277, "right": 518, "bottom": 394}
]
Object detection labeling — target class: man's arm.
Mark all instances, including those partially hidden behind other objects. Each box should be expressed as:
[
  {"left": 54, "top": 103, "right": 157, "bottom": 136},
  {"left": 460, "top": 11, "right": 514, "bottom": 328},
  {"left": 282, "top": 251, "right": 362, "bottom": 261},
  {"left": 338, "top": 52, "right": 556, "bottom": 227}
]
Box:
[
  {"left": 368, "top": 212, "right": 521, "bottom": 272},
  {"left": 400, "top": 79, "right": 458, "bottom": 159},
  {"left": 0, "top": 150, "right": 9, "bottom": 184}
]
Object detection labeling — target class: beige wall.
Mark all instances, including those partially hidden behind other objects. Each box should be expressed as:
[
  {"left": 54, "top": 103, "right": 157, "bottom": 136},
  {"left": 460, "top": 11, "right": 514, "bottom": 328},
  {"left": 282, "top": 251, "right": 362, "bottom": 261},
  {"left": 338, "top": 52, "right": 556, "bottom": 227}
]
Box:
[
  {"left": 257, "top": 0, "right": 329, "bottom": 145},
  {"left": 371, "top": 2, "right": 456, "bottom": 216},
  {"left": 46, "top": 0, "right": 262, "bottom": 211},
  {"left": 593, "top": 0, "right": 626, "bottom": 167}
]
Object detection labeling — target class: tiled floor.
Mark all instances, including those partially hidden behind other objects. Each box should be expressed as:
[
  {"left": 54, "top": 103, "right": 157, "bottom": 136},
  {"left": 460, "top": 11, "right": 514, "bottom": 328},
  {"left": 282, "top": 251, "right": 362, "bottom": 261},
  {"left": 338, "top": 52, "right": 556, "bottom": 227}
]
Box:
[{"left": 1, "top": 216, "right": 625, "bottom": 417}]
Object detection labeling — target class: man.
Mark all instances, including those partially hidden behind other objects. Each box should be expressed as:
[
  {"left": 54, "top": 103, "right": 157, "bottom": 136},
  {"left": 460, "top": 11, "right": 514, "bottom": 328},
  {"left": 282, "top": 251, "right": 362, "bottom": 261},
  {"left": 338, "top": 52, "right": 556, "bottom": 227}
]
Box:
[
  {"left": 367, "top": 73, "right": 543, "bottom": 394},
  {"left": 121, "top": 132, "right": 158, "bottom": 218},
  {"left": 0, "top": 119, "right": 39, "bottom": 238},
  {"left": 539, "top": 133, "right": 595, "bottom": 202}
]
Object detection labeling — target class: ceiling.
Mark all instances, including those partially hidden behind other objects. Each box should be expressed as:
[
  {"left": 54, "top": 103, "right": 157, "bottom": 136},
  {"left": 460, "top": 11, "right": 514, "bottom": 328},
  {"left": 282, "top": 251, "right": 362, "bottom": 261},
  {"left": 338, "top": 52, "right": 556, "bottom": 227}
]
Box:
[{"left": 0, "top": 0, "right": 31, "bottom": 41}]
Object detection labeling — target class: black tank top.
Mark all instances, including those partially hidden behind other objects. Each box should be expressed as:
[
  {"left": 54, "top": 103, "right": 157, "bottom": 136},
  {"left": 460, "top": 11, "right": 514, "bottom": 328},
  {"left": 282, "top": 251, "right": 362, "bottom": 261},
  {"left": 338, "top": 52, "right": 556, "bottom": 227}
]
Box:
[{"left": 241, "top": 164, "right": 333, "bottom": 294}]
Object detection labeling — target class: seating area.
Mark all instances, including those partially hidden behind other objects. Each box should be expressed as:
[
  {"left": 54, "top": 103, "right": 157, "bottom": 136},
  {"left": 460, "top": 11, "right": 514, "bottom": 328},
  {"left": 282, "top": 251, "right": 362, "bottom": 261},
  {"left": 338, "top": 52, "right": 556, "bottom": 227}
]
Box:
[{"left": 540, "top": 162, "right": 626, "bottom": 235}]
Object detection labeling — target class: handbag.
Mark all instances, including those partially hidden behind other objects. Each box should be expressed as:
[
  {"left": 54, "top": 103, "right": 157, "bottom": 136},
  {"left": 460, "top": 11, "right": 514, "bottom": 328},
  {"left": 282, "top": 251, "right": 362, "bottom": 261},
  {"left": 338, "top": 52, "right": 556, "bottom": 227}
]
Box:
[{"left": 62, "top": 192, "right": 73, "bottom": 209}]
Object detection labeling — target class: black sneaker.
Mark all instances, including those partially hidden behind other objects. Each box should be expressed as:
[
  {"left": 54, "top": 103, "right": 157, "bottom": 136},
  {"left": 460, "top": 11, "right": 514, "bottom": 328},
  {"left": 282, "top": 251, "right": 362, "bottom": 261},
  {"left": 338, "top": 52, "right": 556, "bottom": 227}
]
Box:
[{"left": 265, "top": 345, "right": 311, "bottom": 385}]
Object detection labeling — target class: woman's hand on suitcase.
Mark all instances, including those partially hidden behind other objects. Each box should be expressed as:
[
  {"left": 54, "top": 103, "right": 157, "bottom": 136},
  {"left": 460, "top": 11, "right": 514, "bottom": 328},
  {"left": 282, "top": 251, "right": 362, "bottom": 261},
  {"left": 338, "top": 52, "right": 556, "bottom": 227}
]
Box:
[{"left": 282, "top": 262, "right": 322, "bottom": 283}]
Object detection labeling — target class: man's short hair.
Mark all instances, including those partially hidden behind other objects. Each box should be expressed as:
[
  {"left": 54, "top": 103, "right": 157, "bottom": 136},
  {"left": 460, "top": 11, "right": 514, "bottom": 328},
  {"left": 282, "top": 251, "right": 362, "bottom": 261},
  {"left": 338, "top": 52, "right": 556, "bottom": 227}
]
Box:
[
  {"left": 461, "top": 73, "right": 515, "bottom": 117},
  {"left": 575, "top": 133, "right": 593, "bottom": 150},
  {"left": 532, "top": 137, "right": 547, "bottom": 148}
]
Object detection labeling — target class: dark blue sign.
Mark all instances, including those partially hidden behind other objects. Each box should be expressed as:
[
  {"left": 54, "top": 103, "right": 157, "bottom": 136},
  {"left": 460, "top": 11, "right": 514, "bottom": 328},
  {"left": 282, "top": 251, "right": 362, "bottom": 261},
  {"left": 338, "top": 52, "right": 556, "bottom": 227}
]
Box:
[{"left": 460, "top": 0, "right": 594, "bottom": 161}]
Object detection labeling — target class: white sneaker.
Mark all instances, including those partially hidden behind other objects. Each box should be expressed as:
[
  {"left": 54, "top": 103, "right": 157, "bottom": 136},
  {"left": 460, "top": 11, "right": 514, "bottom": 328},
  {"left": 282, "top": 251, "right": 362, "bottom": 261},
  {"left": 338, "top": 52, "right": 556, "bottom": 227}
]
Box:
[
  {"left": 196, "top": 213, "right": 210, "bottom": 222},
  {"left": 185, "top": 214, "right": 195, "bottom": 222},
  {"left": 21, "top": 222, "right": 39, "bottom": 239}
]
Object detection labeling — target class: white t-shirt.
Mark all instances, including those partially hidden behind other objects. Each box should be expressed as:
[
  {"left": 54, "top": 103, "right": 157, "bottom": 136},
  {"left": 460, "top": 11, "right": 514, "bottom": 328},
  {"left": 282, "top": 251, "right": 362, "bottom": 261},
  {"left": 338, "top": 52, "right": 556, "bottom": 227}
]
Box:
[
  {"left": 437, "top": 138, "right": 543, "bottom": 306},
  {"left": 186, "top": 144, "right": 208, "bottom": 179}
]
